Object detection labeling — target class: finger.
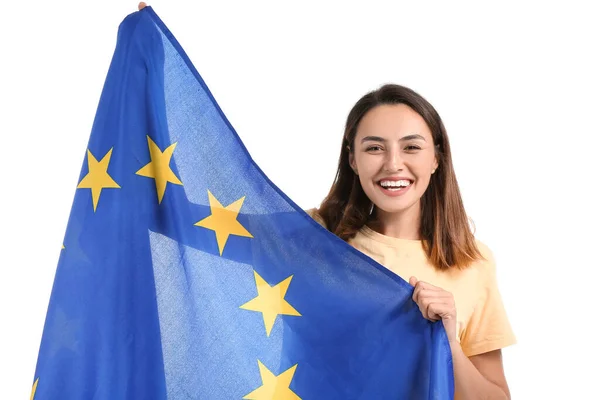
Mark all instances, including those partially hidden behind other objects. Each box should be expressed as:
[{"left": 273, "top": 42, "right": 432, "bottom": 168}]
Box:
[
  {"left": 414, "top": 288, "right": 453, "bottom": 302},
  {"left": 409, "top": 276, "right": 418, "bottom": 287},
  {"left": 412, "top": 284, "right": 431, "bottom": 303},
  {"left": 412, "top": 280, "right": 435, "bottom": 302},
  {"left": 413, "top": 293, "right": 440, "bottom": 322},
  {"left": 138, "top": 2, "right": 147, "bottom": 10},
  {"left": 421, "top": 308, "right": 438, "bottom": 322},
  {"left": 415, "top": 302, "right": 436, "bottom": 322},
  {"left": 425, "top": 302, "right": 456, "bottom": 321},
  {"left": 414, "top": 280, "right": 442, "bottom": 291},
  {"left": 413, "top": 288, "right": 450, "bottom": 307}
]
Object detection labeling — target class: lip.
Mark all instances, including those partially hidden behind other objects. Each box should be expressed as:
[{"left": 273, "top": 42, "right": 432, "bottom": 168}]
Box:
[
  {"left": 377, "top": 176, "right": 414, "bottom": 183},
  {"left": 376, "top": 177, "right": 413, "bottom": 197}
]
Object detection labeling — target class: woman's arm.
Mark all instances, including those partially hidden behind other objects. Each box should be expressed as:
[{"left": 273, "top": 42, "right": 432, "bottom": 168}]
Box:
[
  {"left": 450, "top": 344, "right": 510, "bottom": 399},
  {"left": 410, "top": 277, "right": 511, "bottom": 399}
]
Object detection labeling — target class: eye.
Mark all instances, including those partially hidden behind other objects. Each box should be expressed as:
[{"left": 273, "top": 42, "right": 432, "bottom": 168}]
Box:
[
  {"left": 404, "top": 145, "right": 421, "bottom": 151},
  {"left": 366, "top": 145, "right": 384, "bottom": 152}
]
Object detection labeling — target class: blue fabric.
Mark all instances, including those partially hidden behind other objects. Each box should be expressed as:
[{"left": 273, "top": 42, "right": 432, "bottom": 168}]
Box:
[{"left": 32, "top": 7, "right": 454, "bottom": 399}]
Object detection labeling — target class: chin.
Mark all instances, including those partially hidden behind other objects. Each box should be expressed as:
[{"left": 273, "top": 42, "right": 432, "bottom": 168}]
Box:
[
  {"left": 372, "top": 197, "right": 419, "bottom": 215},
  {"left": 377, "top": 205, "right": 413, "bottom": 215}
]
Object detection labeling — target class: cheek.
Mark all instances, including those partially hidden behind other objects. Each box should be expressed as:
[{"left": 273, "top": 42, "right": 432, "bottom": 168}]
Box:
[
  {"left": 416, "top": 174, "right": 432, "bottom": 191},
  {"left": 409, "top": 158, "right": 435, "bottom": 189},
  {"left": 412, "top": 154, "right": 436, "bottom": 177},
  {"left": 357, "top": 170, "right": 377, "bottom": 191},
  {"left": 355, "top": 154, "right": 379, "bottom": 177},
  {"left": 356, "top": 160, "right": 380, "bottom": 193},
  {"left": 416, "top": 165, "right": 433, "bottom": 179}
]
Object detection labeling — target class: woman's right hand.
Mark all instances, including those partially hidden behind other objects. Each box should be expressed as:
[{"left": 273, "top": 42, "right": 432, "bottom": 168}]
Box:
[{"left": 138, "top": 2, "right": 147, "bottom": 11}]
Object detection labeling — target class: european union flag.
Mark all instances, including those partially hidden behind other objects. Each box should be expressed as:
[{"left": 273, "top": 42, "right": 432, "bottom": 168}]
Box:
[{"left": 32, "top": 7, "right": 453, "bottom": 399}]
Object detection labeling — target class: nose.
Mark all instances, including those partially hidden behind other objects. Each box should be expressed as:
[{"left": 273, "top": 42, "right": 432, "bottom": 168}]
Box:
[{"left": 383, "top": 148, "right": 404, "bottom": 172}]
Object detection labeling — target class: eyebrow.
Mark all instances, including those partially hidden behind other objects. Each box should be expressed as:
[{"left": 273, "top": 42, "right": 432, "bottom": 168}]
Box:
[{"left": 360, "top": 134, "right": 427, "bottom": 143}]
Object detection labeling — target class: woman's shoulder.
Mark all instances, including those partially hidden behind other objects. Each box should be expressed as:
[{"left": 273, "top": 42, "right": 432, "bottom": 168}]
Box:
[
  {"left": 443, "top": 239, "right": 498, "bottom": 286},
  {"left": 458, "top": 239, "right": 516, "bottom": 354},
  {"left": 469, "top": 239, "right": 500, "bottom": 281},
  {"left": 474, "top": 239, "right": 494, "bottom": 262}
]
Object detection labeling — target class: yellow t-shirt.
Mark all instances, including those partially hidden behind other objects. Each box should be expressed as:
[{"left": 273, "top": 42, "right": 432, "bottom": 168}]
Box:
[{"left": 306, "top": 208, "right": 516, "bottom": 357}]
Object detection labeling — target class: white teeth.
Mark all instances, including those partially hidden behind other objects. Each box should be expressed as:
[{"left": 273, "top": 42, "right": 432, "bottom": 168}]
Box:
[{"left": 379, "top": 180, "right": 410, "bottom": 188}]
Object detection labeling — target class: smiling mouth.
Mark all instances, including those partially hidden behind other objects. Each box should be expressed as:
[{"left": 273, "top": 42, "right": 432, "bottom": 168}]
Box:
[{"left": 378, "top": 179, "right": 412, "bottom": 191}]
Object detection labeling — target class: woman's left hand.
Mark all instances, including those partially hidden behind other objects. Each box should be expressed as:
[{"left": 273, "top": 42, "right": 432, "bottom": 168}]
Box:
[{"left": 409, "top": 276, "right": 458, "bottom": 344}]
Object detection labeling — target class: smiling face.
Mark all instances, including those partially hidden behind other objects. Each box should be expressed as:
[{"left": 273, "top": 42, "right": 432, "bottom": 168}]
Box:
[{"left": 349, "top": 104, "right": 438, "bottom": 218}]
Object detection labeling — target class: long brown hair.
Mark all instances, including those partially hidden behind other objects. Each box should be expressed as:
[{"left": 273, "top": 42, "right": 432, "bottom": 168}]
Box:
[{"left": 317, "top": 84, "right": 482, "bottom": 270}]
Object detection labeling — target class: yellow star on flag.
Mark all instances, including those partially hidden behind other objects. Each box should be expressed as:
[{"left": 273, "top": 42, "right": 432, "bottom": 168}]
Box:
[
  {"left": 243, "top": 361, "right": 301, "bottom": 400},
  {"left": 135, "top": 135, "right": 182, "bottom": 204},
  {"left": 194, "top": 190, "right": 253, "bottom": 255},
  {"left": 30, "top": 378, "right": 39, "bottom": 400},
  {"left": 240, "top": 271, "right": 301, "bottom": 336},
  {"left": 77, "top": 148, "right": 121, "bottom": 212}
]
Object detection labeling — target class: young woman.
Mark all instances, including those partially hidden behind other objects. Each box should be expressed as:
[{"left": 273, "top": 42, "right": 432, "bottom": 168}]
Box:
[{"left": 307, "top": 84, "right": 516, "bottom": 399}]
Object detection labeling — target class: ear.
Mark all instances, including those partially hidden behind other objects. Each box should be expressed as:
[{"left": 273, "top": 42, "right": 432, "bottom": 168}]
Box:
[
  {"left": 432, "top": 153, "right": 439, "bottom": 173},
  {"left": 348, "top": 150, "right": 357, "bottom": 174}
]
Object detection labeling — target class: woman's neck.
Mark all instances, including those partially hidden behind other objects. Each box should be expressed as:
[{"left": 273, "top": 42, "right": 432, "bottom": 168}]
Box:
[{"left": 368, "top": 203, "right": 421, "bottom": 240}]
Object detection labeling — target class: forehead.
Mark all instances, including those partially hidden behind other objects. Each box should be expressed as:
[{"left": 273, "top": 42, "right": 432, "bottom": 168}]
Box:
[{"left": 356, "top": 104, "right": 433, "bottom": 142}]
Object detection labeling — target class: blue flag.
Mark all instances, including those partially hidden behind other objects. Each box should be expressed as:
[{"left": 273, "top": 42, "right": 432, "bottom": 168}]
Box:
[{"left": 32, "top": 7, "right": 453, "bottom": 399}]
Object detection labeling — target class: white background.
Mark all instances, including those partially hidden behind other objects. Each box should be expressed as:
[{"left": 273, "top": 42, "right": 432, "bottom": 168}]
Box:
[{"left": 1, "top": 1, "right": 599, "bottom": 398}]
